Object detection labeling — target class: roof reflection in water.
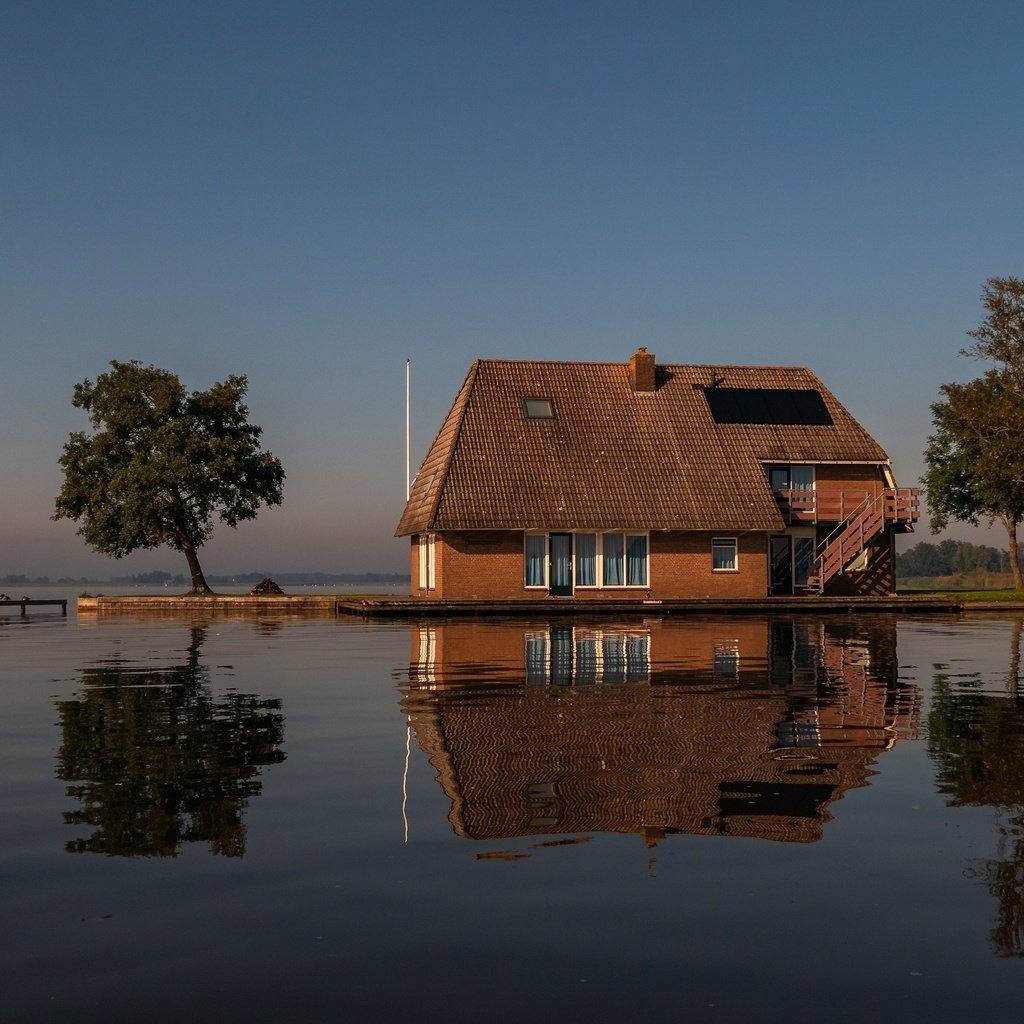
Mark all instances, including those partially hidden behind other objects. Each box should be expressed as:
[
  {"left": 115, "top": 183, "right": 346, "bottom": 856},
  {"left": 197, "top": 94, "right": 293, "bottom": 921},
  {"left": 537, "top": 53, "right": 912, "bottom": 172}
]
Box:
[{"left": 401, "top": 616, "right": 920, "bottom": 845}]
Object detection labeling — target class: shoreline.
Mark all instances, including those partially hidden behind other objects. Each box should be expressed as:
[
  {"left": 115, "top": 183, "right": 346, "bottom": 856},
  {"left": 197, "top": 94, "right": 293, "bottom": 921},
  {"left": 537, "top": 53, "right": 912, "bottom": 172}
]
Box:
[{"left": 71, "top": 593, "right": 1019, "bottom": 617}]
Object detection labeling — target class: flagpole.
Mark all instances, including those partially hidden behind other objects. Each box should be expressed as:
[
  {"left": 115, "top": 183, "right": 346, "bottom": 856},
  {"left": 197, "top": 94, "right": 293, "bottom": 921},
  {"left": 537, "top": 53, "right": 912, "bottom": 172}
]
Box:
[{"left": 405, "top": 359, "right": 411, "bottom": 499}]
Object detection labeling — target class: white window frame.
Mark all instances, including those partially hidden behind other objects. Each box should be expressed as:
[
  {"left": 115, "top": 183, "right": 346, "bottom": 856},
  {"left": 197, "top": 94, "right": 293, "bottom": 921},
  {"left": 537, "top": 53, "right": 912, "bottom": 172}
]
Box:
[
  {"left": 768, "top": 464, "right": 816, "bottom": 491},
  {"left": 524, "top": 531, "right": 650, "bottom": 590},
  {"left": 599, "top": 532, "right": 649, "bottom": 588},
  {"left": 712, "top": 537, "right": 738, "bottom": 572},
  {"left": 418, "top": 533, "right": 436, "bottom": 590},
  {"left": 524, "top": 532, "right": 548, "bottom": 588}
]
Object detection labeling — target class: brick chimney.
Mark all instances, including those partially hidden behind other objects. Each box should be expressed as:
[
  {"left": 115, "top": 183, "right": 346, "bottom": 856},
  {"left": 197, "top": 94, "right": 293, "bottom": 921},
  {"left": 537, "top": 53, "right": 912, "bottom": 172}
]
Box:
[{"left": 629, "top": 347, "right": 656, "bottom": 393}]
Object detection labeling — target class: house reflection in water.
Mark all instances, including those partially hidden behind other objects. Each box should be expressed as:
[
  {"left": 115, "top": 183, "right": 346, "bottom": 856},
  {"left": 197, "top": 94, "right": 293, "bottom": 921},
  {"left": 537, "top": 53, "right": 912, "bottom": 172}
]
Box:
[{"left": 402, "top": 617, "right": 920, "bottom": 845}]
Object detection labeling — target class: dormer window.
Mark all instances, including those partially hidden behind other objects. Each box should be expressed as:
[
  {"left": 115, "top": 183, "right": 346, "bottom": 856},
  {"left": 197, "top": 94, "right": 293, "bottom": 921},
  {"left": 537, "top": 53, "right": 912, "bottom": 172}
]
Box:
[{"left": 523, "top": 397, "right": 555, "bottom": 419}]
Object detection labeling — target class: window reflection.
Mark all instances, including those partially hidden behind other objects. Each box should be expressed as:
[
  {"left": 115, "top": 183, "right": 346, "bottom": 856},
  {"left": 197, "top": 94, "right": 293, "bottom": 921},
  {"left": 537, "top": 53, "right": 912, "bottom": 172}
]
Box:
[{"left": 525, "top": 627, "right": 651, "bottom": 686}]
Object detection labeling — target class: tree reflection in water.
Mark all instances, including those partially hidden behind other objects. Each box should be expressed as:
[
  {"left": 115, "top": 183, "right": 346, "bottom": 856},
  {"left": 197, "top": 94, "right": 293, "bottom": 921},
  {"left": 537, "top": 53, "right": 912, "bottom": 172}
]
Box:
[
  {"left": 55, "top": 625, "right": 285, "bottom": 858},
  {"left": 928, "top": 618, "right": 1024, "bottom": 957}
]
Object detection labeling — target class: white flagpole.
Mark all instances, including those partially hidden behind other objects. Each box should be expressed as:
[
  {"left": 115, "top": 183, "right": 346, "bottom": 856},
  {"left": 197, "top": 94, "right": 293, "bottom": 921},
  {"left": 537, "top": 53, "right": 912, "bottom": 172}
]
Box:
[{"left": 405, "top": 359, "right": 411, "bottom": 499}]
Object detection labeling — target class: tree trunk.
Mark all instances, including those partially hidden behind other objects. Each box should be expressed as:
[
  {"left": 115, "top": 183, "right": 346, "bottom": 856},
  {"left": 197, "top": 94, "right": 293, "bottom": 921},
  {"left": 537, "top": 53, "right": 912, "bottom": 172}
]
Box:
[
  {"left": 178, "top": 533, "right": 212, "bottom": 594},
  {"left": 1003, "top": 515, "right": 1024, "bottom": 590}
]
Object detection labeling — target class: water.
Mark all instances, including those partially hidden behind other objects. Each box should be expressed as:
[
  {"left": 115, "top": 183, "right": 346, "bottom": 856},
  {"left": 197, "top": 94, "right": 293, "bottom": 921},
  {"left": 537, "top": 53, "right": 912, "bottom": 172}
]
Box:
[{"left": 2, "top": 599, "right": 1023, "bottom": 1022}]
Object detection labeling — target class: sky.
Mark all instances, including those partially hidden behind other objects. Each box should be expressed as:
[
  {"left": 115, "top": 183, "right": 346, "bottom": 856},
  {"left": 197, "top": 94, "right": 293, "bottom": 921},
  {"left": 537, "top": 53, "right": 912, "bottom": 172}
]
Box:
[{"left": 3, "top": 0, "right": 1024, "bottom": 579}]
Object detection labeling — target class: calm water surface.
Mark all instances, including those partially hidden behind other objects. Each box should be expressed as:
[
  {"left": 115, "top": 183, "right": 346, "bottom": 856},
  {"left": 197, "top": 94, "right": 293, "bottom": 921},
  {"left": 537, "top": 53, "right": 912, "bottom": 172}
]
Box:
[{"left": 2, "top": 591, "right": 1023, "bottom": 1022}]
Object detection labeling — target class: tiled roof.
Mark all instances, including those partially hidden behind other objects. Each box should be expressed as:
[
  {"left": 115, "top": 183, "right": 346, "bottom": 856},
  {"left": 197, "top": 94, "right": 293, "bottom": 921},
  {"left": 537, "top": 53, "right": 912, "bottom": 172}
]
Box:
[{"left": 396, "top": 357, "right": 889, "bottom": 535}]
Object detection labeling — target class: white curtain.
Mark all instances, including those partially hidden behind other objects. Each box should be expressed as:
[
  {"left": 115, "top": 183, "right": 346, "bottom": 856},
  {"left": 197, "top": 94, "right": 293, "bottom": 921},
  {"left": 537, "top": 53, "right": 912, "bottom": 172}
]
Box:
[
  {"left": 626, "top": 535, "right": 648, "bottom": 585},
  {"left": 525, "top": 534, "right": 546, "bottom": 586},
  {"left": 603, "top": 533, "right": 624, "bottom": 585},
  {"left": 575, "top": 533, "right": 597, "bottom": 586}
]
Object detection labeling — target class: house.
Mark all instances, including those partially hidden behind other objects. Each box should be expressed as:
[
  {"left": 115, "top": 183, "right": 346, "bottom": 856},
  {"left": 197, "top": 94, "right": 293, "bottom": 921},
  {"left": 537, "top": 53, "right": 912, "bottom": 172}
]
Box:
[{"left": 395, "top": 348, "right": 919, "bottom": 600}]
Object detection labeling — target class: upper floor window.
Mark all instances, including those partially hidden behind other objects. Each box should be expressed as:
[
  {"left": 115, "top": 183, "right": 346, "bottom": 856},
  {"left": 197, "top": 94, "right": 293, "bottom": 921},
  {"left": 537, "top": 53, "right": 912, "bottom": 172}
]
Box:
[
  {"left": 522, "top": 397, "right": 555, "bottom": 419},
  {"left": 769, "top": 464, "right": 814, "bottom": 491}
]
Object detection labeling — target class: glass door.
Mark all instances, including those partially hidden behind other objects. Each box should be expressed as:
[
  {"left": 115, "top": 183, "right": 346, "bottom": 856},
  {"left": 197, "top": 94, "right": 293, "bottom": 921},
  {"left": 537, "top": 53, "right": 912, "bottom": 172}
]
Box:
[
  {"left": 549, "top": 533, "right": 573, "bottom": 596},
  {"left": 770, "top": 535, "right": 793, "bottom": 595}
]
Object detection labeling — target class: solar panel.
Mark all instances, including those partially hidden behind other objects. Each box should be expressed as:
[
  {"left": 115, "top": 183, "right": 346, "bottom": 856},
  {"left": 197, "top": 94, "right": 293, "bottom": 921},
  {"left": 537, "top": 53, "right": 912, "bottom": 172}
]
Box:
[{"left": 703, "top": 387, "right": 833, "bottom": 425}]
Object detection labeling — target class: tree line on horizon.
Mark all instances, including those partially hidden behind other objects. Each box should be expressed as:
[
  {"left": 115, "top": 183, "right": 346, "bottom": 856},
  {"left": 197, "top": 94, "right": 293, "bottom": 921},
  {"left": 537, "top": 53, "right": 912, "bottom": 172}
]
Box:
[
  {"left": 896, "top": 540, "right": 1024, "bottom": 579},
  {"left": 1, "top": 570, "right": 410, "bottom": 587}
]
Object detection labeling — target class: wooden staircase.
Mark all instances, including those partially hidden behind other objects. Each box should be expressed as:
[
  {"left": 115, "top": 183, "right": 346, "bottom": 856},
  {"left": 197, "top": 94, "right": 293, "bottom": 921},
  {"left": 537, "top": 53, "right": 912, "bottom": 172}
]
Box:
[{"left": 807, "top": 488, "right": 919, "bottom": 593}]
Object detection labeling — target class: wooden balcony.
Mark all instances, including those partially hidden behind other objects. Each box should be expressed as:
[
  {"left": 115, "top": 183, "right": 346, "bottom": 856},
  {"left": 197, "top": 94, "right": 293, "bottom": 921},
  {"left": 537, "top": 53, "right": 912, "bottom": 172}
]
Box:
[{"left": 774, "top": 488, "right": 920, "bottom": 526}]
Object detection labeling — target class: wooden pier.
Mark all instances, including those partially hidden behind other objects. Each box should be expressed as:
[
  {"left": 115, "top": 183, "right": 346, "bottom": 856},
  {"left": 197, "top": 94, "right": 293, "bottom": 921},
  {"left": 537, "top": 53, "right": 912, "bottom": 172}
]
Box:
[
  {"left": 0, "top": 598, "right": 68, "bottom": 618},
  {"left": 336, "top": 594, "right": 966, "bottom": 618}
]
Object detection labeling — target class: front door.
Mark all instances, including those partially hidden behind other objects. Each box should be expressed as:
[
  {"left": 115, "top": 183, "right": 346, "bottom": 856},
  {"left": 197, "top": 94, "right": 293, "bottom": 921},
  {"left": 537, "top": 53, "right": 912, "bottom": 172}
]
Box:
[
  {"left": 770, "top": 535, "right": 793, "bottom": 596},
  {"left": 549, "top": 533, "right": 573, "bottom": 596}
]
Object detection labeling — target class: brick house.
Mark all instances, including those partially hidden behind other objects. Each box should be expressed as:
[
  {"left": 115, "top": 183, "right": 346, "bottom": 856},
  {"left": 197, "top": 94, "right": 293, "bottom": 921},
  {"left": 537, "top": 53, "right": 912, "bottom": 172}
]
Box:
[{"left": 395, "top": 348, "right": 918, "bottom": 600}]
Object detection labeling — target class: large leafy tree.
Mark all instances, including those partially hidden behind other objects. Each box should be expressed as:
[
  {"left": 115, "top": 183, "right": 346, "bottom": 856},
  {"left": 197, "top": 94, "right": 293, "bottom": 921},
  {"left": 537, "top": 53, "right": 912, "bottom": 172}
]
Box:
[
  {"left": 923, "top": 278, "right": 1024, "bottom": 589},
  {"left": 54, "top": 361, "right": 285, "bottom": 593}
]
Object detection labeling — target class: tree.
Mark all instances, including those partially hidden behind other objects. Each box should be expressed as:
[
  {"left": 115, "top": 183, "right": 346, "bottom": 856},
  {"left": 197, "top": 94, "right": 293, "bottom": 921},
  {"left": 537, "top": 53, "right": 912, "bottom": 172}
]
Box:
[
  {"left": 964, "top": 276, "right": 1024, "bottom": 384},
  {"left": 923, "top": 278, "right": 1024, "bottom": 589},
  {"left": 54, "top": 361, "right": 285, "bottom": 593},
  {"left": 923, "top": 371, "right": 1024, "bottom": 588}
]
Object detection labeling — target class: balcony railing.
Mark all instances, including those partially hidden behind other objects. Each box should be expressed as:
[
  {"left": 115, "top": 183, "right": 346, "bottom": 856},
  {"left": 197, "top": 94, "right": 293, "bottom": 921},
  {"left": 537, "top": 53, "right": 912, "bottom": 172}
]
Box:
[{"left": 774, "top": 488, "right": 920, "bottom": 526}]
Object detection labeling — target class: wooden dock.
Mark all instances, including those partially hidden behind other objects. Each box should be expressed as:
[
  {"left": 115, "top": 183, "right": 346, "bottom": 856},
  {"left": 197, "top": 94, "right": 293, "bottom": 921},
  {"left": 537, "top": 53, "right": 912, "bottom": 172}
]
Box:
[
  {"left": 336, "top": 594, "right": 966, "bottom": 618},
  {"left": 0, "top": 598, "right": 68, "bottom": 617}
]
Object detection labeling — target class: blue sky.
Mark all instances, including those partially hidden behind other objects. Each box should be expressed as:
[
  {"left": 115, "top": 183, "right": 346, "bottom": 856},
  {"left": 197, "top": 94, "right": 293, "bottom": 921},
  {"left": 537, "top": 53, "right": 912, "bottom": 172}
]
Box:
[{"left": 3, "top": 1, "right": 1022, "bottom": 578}]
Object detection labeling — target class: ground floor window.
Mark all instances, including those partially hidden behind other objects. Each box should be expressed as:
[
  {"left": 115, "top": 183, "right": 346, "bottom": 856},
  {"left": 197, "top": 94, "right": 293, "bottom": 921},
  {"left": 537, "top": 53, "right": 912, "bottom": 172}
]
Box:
[
  {"left": 525, "top": 533, "right": 547, "bottom": 587},
  {"left": 524, "top": 531, "right": 649, "bottom": 589},
  {"left": 712, "top": 537, "right": 738, "bottom": 571},
  {"left": 417, "top": 533, "right": 436, "bottom": 589}
]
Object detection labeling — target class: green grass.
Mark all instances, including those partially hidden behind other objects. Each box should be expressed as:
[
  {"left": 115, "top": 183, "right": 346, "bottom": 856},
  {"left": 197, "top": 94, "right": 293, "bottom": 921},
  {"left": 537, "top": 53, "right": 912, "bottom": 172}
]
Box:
[{"left": 898, "top": 581, "right": 1024, "bottom": 602}]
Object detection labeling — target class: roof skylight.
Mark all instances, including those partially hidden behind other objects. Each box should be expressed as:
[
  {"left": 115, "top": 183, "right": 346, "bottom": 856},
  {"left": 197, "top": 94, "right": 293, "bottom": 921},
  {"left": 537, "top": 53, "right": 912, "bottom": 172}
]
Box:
[{"left": 522, "top": 397, "right": 555, "bottom": 419}]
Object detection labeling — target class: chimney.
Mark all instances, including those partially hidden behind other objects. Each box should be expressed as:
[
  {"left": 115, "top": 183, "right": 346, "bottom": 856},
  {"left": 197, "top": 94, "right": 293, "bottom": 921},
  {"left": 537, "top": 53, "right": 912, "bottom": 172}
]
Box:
[{"left": 629, "top": 347, "right": 656, "bottom": 393}]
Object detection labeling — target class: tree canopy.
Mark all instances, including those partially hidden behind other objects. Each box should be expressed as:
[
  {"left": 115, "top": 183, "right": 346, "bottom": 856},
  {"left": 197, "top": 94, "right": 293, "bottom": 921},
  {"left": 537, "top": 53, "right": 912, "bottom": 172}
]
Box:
[
  {"left": 964, "top": 276, "right": 1024, "bottom": 383},
  {"left": 54, "top": 361, "right": 285, "bottom": 593},
  {"left": 923, "top": 279, "right": 1024, "bottom": 588}
]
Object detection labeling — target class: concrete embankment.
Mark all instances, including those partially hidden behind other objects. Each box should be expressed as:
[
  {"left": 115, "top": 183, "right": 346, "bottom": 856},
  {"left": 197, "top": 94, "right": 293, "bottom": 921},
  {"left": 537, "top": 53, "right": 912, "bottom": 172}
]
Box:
[{"left": 77, "top": 594, "right": 342, "bottom": 615}]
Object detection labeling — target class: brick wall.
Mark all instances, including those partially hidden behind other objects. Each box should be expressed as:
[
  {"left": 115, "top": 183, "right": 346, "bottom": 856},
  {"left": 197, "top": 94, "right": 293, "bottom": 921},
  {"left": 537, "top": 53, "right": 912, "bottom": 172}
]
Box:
[
  {"left": 416, "top": 530, "right": 770, "bottom": 600},
  {"left": 649, "top": 531, "right": 768, "bottom": 598},
  {"left": 814, "top": 464, "right": 888, "bottom": 492},
  {"left": 436, "top": 531, "right": 524, "bottom": 600},
  {"left": 412, "top": 524, "right": 893, "bottom": 599}
]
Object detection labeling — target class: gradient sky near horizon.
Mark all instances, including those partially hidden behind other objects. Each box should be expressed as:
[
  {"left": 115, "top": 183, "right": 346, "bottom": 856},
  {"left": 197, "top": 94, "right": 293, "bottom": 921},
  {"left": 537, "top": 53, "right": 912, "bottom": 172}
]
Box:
[{"left": 4, "top": 0, "right": 1023, "bottom": 579}]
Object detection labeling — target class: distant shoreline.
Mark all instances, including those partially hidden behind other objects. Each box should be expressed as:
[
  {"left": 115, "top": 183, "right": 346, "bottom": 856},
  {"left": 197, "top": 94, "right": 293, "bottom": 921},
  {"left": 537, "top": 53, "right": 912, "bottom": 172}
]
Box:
[{"left": 3, "top": 573, "right": 411, "bottom": 587}]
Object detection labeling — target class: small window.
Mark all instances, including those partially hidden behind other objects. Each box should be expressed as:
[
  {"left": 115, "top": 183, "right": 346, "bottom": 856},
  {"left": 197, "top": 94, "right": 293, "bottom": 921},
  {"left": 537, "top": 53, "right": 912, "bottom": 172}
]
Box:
[
  {"left": 522, "top": 397, "right": 554, "bottom": 419},
  {"left": 712, "top": 537, "right": 738, "bottom": 572}
]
